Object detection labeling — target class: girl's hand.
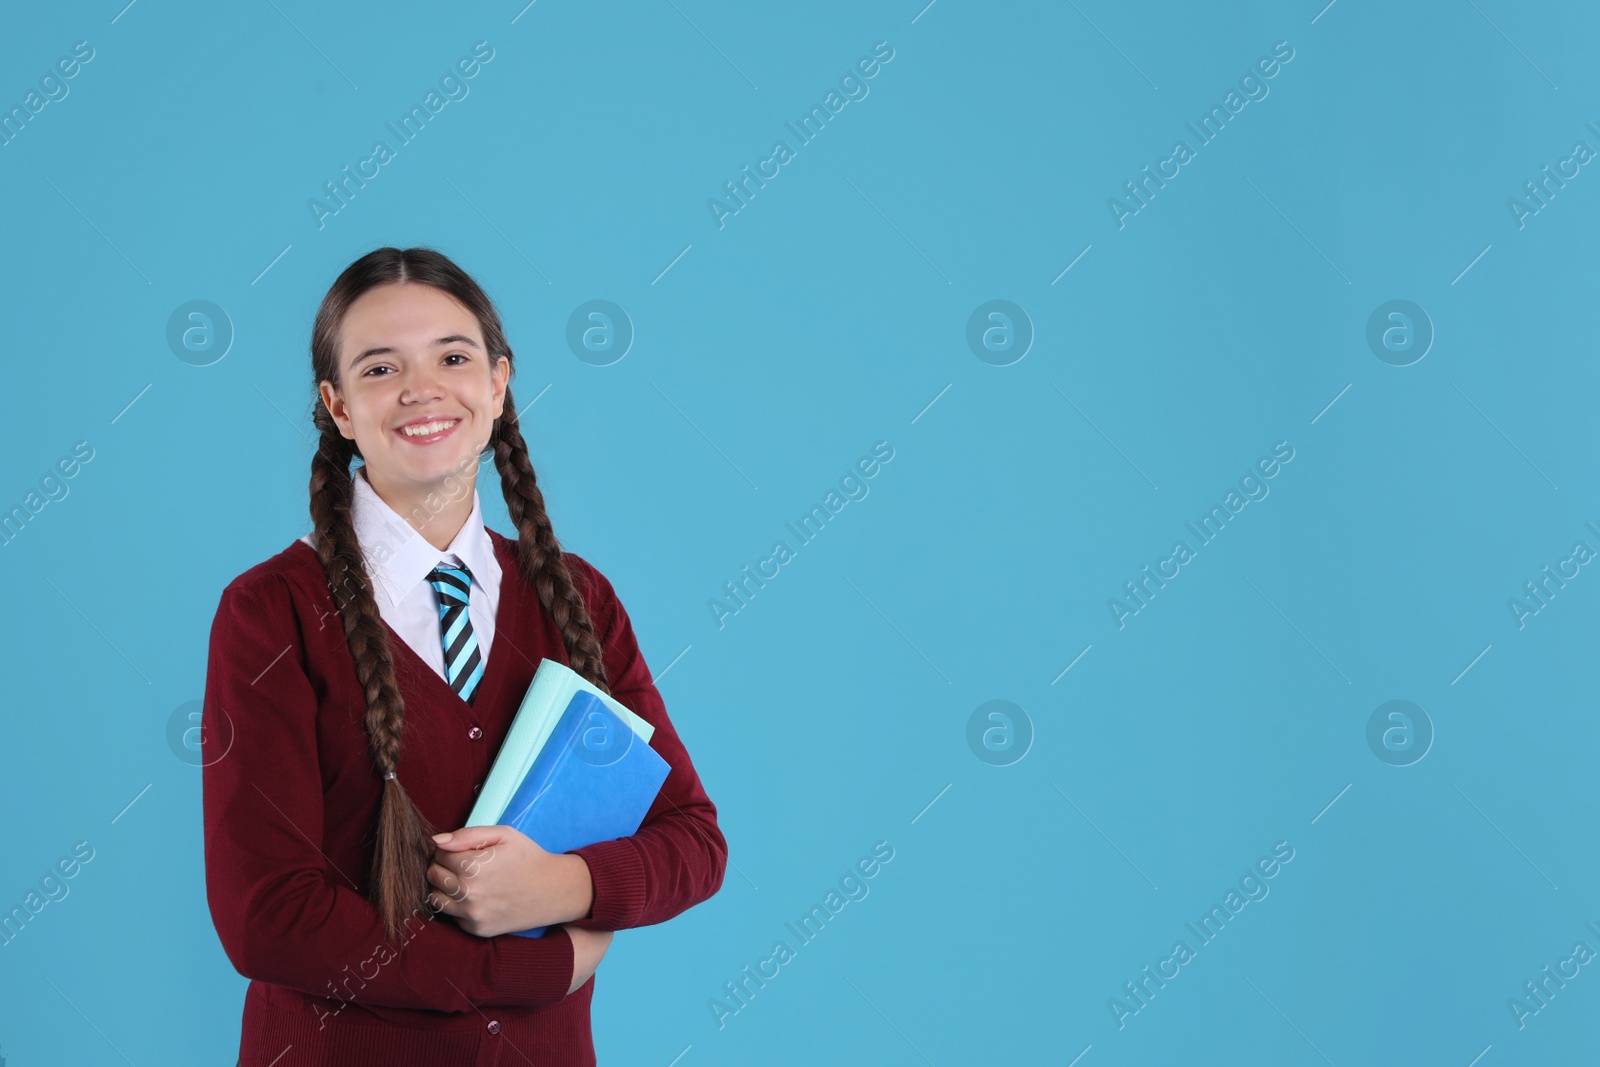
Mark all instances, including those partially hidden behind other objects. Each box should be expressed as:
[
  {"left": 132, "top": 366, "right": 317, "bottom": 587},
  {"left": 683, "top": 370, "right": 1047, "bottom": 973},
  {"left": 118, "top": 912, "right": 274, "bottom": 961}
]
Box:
[
  {"left": 565, "top": 925, "right": 614, "bottom": 993},
  {"left": 426, "top": 825, "right": 594, "bottom": 938}
]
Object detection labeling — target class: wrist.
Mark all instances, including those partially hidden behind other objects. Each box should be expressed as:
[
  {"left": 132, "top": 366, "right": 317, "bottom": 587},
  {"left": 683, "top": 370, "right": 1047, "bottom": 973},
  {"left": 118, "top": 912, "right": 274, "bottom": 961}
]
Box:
[{"left": 563, "top": 852, "right": 596, "bottom": 924}]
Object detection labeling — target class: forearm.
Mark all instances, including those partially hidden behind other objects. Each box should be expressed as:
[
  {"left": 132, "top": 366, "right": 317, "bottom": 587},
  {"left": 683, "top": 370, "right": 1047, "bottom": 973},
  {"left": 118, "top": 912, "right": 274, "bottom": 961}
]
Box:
[{"left": 206, "top": 853, "right": 575, "bottom": 1011}]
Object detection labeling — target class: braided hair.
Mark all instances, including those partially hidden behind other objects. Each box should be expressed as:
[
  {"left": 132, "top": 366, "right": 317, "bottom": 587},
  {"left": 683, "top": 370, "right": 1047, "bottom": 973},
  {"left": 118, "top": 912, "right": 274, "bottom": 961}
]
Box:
[{"left": 307, "top": 246, "right": 611, "bottom": 942}]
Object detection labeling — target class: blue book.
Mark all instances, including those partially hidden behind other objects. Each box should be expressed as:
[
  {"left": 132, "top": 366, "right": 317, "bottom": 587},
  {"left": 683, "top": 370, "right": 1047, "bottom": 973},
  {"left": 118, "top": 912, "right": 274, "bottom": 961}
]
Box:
[{"left": 496, "top": 689, "right": 671, "bottom": 938}]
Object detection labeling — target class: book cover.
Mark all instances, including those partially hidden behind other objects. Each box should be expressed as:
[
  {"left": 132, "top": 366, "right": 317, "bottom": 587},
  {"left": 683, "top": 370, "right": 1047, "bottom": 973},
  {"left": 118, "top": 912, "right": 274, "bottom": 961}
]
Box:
[{"left": 496, "top": 689, "right": 671, "bottom": 938}]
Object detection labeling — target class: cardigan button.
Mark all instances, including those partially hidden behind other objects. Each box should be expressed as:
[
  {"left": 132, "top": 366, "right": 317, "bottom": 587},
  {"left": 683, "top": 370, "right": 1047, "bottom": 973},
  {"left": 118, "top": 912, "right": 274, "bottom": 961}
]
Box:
[
  {"left": 467, "top": 725, "right": 483, "bottom": 741},
  {"left": 486, "top": 1019, "right": 501, "bottom": 1035}
]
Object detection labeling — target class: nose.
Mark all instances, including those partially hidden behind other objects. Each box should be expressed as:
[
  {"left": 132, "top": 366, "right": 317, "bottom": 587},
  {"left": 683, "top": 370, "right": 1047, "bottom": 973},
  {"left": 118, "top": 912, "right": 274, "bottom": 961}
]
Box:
[{"left": 399, "top": 362, "right": 446, "bottom": 403}]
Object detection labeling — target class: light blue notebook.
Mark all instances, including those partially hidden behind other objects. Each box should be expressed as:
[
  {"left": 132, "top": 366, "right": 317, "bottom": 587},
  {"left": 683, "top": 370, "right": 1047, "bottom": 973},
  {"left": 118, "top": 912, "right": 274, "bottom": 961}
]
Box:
[{"left": 465, "top": 659, "right": 654, "bottom": 829}]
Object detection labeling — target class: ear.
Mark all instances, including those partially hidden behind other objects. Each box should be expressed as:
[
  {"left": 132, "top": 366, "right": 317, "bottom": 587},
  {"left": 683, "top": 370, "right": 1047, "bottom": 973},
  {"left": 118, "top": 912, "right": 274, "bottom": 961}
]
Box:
[
  {"left": 490, "top": 356, "right": 509, "bottom": 415},
  {"left": 319, "top": 380, "right": 356, "bottom": 441}
]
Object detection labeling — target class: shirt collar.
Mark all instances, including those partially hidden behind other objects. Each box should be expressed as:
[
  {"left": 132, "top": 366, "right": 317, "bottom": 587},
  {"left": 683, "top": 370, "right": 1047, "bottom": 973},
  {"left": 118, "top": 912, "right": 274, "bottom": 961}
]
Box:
[{"left": 352, "top": 466, "right": 495, "bottom": 609}]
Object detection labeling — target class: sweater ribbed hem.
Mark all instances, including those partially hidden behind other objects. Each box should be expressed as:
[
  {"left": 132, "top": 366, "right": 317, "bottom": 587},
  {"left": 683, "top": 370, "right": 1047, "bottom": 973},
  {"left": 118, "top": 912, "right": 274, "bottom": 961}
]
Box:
[
  {"left": 239, "top": 980, "right": 597, "bottom": 1066},
  {"left": 568, "top": 837, "right": 648, "bottom": 929},
  {"left": 499, "top": 922, "right": 576, "bottom": 1004}
]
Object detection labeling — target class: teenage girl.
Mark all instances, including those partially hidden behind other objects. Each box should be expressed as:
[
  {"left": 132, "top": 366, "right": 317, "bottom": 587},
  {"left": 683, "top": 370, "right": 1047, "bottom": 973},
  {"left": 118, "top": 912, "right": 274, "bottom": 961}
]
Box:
[{"left": 202, "top": 247, "right": 727, "bottom": 1066}]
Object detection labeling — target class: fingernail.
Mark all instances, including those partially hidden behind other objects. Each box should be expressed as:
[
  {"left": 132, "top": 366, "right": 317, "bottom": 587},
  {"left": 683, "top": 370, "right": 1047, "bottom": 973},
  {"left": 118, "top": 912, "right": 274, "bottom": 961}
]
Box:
[{"left": 432, "top": 833, "right": 453, "bottom": 844}]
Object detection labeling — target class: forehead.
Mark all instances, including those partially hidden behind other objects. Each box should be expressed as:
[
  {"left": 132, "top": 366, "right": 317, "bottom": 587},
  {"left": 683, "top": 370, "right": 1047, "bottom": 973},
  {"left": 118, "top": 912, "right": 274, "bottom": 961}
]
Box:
[{"left": 339, "top": 282, "right": 482, "bottom": 359}]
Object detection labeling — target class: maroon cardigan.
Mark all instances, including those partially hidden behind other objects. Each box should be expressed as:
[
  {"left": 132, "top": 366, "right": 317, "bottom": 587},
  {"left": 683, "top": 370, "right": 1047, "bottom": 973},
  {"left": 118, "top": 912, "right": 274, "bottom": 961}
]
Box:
[{"left": 202, "top": 529, "right": 727, "bottom": 1066}]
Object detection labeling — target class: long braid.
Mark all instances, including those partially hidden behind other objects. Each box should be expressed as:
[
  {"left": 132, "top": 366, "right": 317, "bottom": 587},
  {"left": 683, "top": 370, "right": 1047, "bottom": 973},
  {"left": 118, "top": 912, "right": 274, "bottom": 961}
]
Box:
[
  {"left": 308, "top": 420, "right": 437, "bottom": 943},
  {"left": 490, "top": 387, "right": 611, "bottom": 695}
]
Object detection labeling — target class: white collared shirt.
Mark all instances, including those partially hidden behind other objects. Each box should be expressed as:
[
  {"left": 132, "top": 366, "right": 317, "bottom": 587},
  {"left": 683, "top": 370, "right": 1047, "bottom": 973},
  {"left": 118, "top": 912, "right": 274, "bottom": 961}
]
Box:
[{"left": 299, "top": 466, "right": 502, "bottom": 681}]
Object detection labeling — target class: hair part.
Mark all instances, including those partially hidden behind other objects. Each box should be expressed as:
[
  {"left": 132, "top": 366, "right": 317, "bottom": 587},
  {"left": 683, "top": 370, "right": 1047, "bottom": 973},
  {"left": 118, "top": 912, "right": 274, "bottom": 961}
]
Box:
[{"left": 307, "top": 246, "right": 610, "bottom": 942}]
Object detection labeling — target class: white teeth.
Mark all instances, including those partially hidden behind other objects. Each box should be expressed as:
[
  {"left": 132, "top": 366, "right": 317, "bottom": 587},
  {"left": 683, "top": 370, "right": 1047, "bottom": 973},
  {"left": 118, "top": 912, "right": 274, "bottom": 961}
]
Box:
[{"left": 402, "top": 419, "right": 458, "bottom": 437}]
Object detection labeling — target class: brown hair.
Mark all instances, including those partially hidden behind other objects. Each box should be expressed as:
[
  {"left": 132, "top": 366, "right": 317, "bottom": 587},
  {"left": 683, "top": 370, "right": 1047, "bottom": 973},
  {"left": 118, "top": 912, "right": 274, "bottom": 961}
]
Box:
[{"left": 308, "top": 246, "right": 610, "bottom": 941}]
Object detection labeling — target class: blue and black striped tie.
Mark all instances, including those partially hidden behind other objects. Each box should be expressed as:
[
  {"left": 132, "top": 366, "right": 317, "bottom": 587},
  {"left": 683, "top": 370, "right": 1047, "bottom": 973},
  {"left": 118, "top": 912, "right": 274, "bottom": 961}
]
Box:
[{"left": 427, "top": 563, "right": 483, "bottom": 704}]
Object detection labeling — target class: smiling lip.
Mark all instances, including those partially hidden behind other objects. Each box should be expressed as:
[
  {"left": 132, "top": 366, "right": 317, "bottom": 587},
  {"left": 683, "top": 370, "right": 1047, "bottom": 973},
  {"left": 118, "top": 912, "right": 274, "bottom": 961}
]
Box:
[{"left": 394, "top": 417, "right": 462, "bottom": 445}]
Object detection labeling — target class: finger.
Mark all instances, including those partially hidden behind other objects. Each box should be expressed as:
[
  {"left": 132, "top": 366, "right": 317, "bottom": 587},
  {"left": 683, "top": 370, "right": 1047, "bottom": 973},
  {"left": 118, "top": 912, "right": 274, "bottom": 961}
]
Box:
[
  {"left": 431, "top": 825, "right": 506, "bottom": 851},
  {"left": 427, "top": 890, "right": 460, "bottom": 918},
  {"left": 427, "top": 862, "right": 467, "bottom": 899}
]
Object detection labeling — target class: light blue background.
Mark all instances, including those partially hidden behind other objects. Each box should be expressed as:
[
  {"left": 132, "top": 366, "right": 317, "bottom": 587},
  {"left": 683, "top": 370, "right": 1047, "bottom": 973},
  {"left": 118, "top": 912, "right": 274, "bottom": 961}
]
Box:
[{"left": 2, "top": 1, "right": 1598, "bottom": 1064}]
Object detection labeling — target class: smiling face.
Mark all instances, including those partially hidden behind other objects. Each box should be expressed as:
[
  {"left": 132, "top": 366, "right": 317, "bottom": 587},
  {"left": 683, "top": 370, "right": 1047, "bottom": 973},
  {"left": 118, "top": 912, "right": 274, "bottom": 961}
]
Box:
[{"left": 319, "top": 281, "right": 509, "bottom": 529}]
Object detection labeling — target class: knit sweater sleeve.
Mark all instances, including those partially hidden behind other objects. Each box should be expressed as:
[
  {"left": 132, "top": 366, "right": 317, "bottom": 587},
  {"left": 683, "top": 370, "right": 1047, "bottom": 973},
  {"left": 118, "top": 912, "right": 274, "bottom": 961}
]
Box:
[
  {"left": 561, "top": 556, "right": 729, "bottom": 931},
  {"left": 201, "top": 571, "right": 575, "bottom": 1011}
]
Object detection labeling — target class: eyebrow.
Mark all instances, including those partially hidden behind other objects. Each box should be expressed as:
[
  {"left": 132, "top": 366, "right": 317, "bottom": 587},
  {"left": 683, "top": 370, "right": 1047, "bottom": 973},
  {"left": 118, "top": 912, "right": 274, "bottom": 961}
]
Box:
[{"left": 350, "top": 335, "right": 481, "bottom": 368}]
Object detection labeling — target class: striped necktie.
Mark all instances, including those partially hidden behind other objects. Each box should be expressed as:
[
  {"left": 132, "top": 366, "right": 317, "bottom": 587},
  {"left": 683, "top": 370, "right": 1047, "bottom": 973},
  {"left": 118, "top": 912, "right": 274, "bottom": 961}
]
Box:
[{"left": 427, "top": 562, "right": 484, "bottom": 704}]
